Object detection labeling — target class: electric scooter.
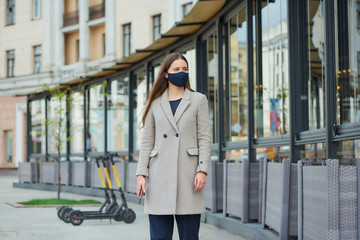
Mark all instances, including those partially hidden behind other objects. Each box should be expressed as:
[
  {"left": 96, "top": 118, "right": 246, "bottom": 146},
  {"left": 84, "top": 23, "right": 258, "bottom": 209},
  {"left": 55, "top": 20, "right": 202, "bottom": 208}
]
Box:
[
  {"left": 58, "top": 156, "right": 118, "bottom": 223},
  {"left": 68, "top": 152, "right": 136, "bottom": 226}
]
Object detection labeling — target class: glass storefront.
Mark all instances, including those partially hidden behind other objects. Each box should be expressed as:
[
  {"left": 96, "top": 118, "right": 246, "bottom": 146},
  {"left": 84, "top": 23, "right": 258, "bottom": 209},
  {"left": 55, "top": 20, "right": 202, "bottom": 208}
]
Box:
[
  {"left": 257, "top": 146, "right": 290, "bottom": 162},
  {"left": 89, "top": 84, "right": 105, "bottom": 153},
  {"left": 298, "top": 142, "right": 326, "bottom": 163},
  {"left": 228, "top": 8, "right": 248, "bottom": 142},
  {"left": 335, "top": 0, "right": 360, "bottom": 124},
  {"left": 70, "top": 91, "right": 84, "bottom": 153},
  {"left": 30, "top": 99, "right": 45, "bottom": 154},
  {"left": 337, "top": 139, "right": 360, "bottom": 165},
  {"left": 134, "top": 69, "right": 147, "bottom": 152},
  {"left": 207, "top": 31, "right": 219, "bottom": 143},
  {"left": 108, "top": 76, "right": 129, "bottom": 152},
  {"left": 48, "top": 97, "right": 67, "bottom": 154},
  {"left": 256, "top": 0, "right": 289, "bottom": 138}
]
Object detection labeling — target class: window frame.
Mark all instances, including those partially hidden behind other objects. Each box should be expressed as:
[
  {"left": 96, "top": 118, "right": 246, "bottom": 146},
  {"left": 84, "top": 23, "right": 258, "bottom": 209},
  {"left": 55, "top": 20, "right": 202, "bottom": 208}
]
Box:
[
  {"left": 153, "top": 14, "right": 161, "bottom": 42},
  {"left": 7, "top": 50, "right": 15, "bottom": 77},
  {"left": 33, "top": 45, "right": 42, "bottom": 74},
  {"left": 33, "top": 0, "right": 41, "bottom": 20},
  {"left": 123, "top": 23, "right": 131, "bottom": 58}
]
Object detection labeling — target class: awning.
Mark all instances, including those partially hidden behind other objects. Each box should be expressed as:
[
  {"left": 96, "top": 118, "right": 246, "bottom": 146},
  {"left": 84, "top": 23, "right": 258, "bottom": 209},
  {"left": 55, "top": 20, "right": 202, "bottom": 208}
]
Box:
[{"left": 27, "top": 0, "right": 226, "bottom": 96}]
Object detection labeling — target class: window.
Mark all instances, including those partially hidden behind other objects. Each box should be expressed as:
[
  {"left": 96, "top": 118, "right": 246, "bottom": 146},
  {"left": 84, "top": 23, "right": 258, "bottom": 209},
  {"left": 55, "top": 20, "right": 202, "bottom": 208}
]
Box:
[
  {"left": 7, "top": 0, "right": 15, "bottom": 25},
  {"left": 103, "top": 33, "right": 106, "bottom": 56},
  {"left": 33, "top": 45, "right": 41, "bottom": 73},
  {"left": 5, "top": 131, "right": 13, "bottom": 163},
  {"left": 153, "top": 15, "right": 161, "bottom": 42},
  {"left": 182, "top": 2, "right": 192, "bottom": 17},
  {"left": 33, "top": 0, "right": 41, "bottom": 19},
  {"left": 7, "top": 50, "right": 15, "bottom": 77},
  {"left": 76, "top": 39, "right": 80, "bottom": 61},
  {"left": 123, "top": 24, "right": 131, "bottom": 57}
]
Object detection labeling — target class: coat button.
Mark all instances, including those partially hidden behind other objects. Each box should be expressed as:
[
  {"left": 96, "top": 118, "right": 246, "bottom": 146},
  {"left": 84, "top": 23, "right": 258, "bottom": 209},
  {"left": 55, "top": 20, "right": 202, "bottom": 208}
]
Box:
[
  {"left": 200, "top": 161, "right": 203, "bottom": 164},
  {"left": 176, "top": 133, "right": 179, "bottom": 137},
  {"left": 163, "top": 134, "right": 167, "bottom": 138}
]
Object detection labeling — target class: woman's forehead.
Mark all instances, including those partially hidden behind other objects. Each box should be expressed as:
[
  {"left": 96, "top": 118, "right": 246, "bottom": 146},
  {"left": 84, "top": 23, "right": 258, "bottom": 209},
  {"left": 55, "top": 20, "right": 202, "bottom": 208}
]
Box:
[{"left": 169, "top": 59, "right": 187, "bottom": 67}]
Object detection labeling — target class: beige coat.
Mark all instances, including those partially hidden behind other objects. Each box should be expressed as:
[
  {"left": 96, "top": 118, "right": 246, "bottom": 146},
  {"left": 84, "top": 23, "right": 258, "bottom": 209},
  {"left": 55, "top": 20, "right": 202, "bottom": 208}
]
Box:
[{"left": 136, "top": 88, "right": 211, "bottom": 215}]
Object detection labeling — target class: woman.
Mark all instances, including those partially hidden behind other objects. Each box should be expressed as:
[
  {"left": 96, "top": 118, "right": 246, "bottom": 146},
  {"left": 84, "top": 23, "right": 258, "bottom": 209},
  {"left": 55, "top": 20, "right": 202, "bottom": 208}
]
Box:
[{"left": 136, "top": 52, "right": 211, "bottom": 240}]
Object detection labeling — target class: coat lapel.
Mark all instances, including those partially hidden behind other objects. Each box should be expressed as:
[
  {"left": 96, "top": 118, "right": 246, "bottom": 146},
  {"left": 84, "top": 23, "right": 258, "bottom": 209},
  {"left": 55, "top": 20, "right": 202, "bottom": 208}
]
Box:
[
  {"left": 160, "top": 89, "right": 178, "bottom": 132},
  {"left": 174, "top": 88, "right": 191, "bottom": 123}
]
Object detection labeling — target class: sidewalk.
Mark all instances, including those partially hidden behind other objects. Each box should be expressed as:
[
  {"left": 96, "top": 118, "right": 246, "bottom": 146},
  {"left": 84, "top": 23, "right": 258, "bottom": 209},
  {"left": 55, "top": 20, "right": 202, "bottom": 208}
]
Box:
[{"left": 0, "top": 173, "right": 248, "bottom": 240}]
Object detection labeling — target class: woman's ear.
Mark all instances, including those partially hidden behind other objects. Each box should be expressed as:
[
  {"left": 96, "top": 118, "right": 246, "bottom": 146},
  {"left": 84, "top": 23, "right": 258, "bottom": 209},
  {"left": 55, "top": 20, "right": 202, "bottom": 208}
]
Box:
[{"left": 164, "top": 72, "right": 168, "bottom": 79}]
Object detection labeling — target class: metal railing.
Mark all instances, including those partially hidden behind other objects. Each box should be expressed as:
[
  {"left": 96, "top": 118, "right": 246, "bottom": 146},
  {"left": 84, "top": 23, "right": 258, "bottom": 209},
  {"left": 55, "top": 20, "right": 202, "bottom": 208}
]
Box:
[
  {"left": 63, "top": 10, "right": 79, "bottom": 27},
  {"left": 89, "top": 3, "right": 105, "bottom": 21}
]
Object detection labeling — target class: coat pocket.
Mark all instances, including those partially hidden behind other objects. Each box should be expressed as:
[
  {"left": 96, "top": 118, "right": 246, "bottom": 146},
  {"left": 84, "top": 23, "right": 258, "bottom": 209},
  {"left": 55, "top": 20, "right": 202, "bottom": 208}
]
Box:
[
  {"left": 186, "top": 147, "right": 199, "bottom": 156},
  {"left": 150, "top": 150, "right": 158, "bottom": 158}
]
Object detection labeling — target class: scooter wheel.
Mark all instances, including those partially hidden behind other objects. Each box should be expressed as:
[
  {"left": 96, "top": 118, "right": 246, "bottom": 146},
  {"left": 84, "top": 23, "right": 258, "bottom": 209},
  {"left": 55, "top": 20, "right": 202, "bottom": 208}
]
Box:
[
  {"left": 61, "top": 207, "right": 73, "bottom": 223},
  {"left": 122, "top": 209, "right": 136, "bottom": 224},
  {"left": 70, "top": 210, "right": 84, "bottom": 226},
  {"left": 114, "top": 211, "right": 123, "bottom": 222},
  {"left": 57, "top": 206, "right": 68, "bottom": 220}
]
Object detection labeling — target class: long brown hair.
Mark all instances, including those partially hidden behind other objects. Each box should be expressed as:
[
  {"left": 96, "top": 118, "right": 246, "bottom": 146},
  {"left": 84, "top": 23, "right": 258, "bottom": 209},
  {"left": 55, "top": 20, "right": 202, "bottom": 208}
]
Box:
[{"left": 141, "top": 53, "right": 194, "bottom": 127}]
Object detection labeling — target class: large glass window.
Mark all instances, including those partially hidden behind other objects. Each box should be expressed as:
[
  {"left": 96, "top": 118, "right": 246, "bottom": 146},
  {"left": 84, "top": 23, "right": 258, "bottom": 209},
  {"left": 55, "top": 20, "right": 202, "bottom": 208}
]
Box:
[
  {"left": 335, "top": 0, "right": 360, "bottom": 124},
  {"left": 302, "top": 0, "right": 325, "bottom": 130},
  {"left": 30, "top": 99, "right": 45, "bottom": 154},
  {"left": 33, "top": 45, "right": 41, "bottom": 73},
  {"left": 228, "top": 9, "right": 248, "bottom": 142},
  {"left": 123, "top": 24, "right": 131, "bottom": 58},
  {"left": 134, "top": 70, "right": 147, "bottom": 151},
  {"left": 5, "top": 131, "right": 13, "bottom": 163},
  {"left": 7, "top": 0, "right": 15, "bottom": 25},
  {"left": 33, "top": 0, "right": 41, "bottom": 19},
  {"left": 48, "top": 97, "right": 66, "bottom": 154},
  {"left": 256, "top": 0, "right": 289, "bottom": 138},
  {"left": 89, "top": 84, "right": 105, "bottom": 153},
  {"left": 337, "top": 139, "right": 360, "bottom": 165},
  {"left": 298, "top": 143, "right": 326, "bottom": 163},
  {"left": 257, "top": 146, "right": 290, "bottom": 162},
  {"left": 70, "top": 91, "right": 84, "bottom": 153},
  {"left": 182, "top": 47, "right": 197, "bottom": 90},
  {"left": 153, "top": 15, "right": 161, "bottom": 42},
  {"left": 7, "top": 50, "right": 15, "bottom": 77},
  {"left": 108, "top": 76, "right": 129, "bottom": 151},
  {"left": 207, "top": 31, "right": 218, "bottom": 143}
]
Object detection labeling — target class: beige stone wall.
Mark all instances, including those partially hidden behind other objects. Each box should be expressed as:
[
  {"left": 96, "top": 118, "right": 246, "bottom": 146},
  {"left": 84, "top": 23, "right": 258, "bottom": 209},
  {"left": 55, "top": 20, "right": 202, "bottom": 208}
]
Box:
[
  {"left": 65, "top": 31, "right": 80, "bottom": 65},
  {"left": 0, "top": 1, "right": 46, "bottom": 79},
  {"left": 114, "top": 0, "right": 169, "bottom": 59},
  {"left": 90, "top": 24, "right": 105, "bottom": 61},
  {"left": 0, "top": 96, "right": 26, "bottom": 166},
  {"left": 90, "top": 0, "right": 103, "bottom": 6}
]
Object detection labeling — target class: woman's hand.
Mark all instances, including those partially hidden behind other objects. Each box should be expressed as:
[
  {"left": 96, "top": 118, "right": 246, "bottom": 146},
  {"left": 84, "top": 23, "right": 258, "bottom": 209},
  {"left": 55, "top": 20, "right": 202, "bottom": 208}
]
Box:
[
  {"left": 194, "top": 171, "right": 207, "bottom": 191},
  {"left": 137, "top": 175, "right": 146, "bottom": 198}
]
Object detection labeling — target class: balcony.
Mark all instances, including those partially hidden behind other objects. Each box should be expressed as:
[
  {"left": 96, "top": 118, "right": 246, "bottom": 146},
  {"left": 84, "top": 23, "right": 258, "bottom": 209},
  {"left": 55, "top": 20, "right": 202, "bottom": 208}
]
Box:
[
  {"left": 63, "top": 10, "right": 79, "bottom": 27},
  {"left": 89, "top": 3, "right": 105, "bottom": 21}
]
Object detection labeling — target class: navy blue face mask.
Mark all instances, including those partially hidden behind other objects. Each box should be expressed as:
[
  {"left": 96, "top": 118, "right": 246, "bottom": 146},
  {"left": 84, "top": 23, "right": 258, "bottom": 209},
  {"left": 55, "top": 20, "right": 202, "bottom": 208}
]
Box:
[{"left": 167, "top": 71, "right": 189, "bottom": 87}]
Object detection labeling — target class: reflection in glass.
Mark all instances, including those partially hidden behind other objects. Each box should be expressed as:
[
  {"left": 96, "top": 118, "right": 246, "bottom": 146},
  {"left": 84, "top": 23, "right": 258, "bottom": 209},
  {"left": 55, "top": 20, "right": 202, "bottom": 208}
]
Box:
[
  {"left": 337, "top": 140, "right": 360, "bottom": 165},
  {"left": 134, "top": 70, "right": 147, "bottom": 150},
  {"left": 257, "top": 146, "right": 290, "bottom": 162},
  {"left": 89, "top": 84, "right": 105, "bottom": 152},
  {"left": 335, "top": 0, "right": 360, "bottom": 124},
  {"left": 30, "top": 99, "right": 45, "bottom": 154},
  {"left": 256, "top": 0, "right": 289, "bottom": 137},
  {"left": 303, "top": 0, "right": 325, "bottom": 130},
  {"left": 70, "top": 92, "right": 84, "bottom": 153},
  {"left": 228, "top": 8, "right": 248, "bottom": 141},
  {"left": 207, "top": 31, "right": 218, "bottom": 143},
  {"left": 48, "top": 97, "right": 67, "bottom": 154},
  {"left": 225, "top": 148, "right": 248, "bottom": 162},
  {"left": 182, "top": 48, "right": 197, "bottom": 91},
  {"left": 298, "top": 142, "right": 326, "bottom": 163},
  {"left": 108, "top": 77, "right": 129, "bottom": 151}
]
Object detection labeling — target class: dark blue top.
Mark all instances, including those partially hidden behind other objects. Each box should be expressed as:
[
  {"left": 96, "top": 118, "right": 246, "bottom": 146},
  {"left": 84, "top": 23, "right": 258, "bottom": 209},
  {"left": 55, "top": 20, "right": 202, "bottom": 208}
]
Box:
[{"left": 169, "top": 98, "right": 182, "bottom": 115}]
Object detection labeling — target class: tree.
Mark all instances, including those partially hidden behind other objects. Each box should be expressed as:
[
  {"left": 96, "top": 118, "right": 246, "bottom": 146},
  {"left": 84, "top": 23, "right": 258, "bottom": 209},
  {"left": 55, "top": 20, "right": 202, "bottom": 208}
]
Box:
[{"left": 43, "top": 84, "right": 74, "bottom": 200}]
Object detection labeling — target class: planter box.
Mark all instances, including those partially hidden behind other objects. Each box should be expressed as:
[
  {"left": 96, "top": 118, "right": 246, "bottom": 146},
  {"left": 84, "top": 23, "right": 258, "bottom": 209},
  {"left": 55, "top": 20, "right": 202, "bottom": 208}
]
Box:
[
  {"left": 60, "top": 162, "right": 72, "bottom": 186},
  {"left": 204, "top": 161, "right": 223, "bottom": 213},
  {"left": 262, "top": 159, "right": 298, "bottom": 239},
  {"left": 223, "top": 159, "right": 261, "bottom": 222},
  {"left": 126, "top": 161, "right": 137, "bottom": 194},
  {"left": 40, "top": 162, "right": 56, "bottom": 184},
  {"left": 18, "top": 162, "right": 38, "bottom": 183},
  {"left": 71, "top": 161, "right": 91, "bottom": 187},
  {"left": 298, "top": 159, "right": 359, "bottom": 240}
]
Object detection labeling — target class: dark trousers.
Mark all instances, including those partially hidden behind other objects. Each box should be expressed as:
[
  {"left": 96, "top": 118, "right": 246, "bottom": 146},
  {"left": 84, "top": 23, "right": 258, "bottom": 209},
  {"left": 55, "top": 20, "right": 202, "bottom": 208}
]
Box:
[{"left": 148, "top": 214, "right": 201, "bottom": 240}]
